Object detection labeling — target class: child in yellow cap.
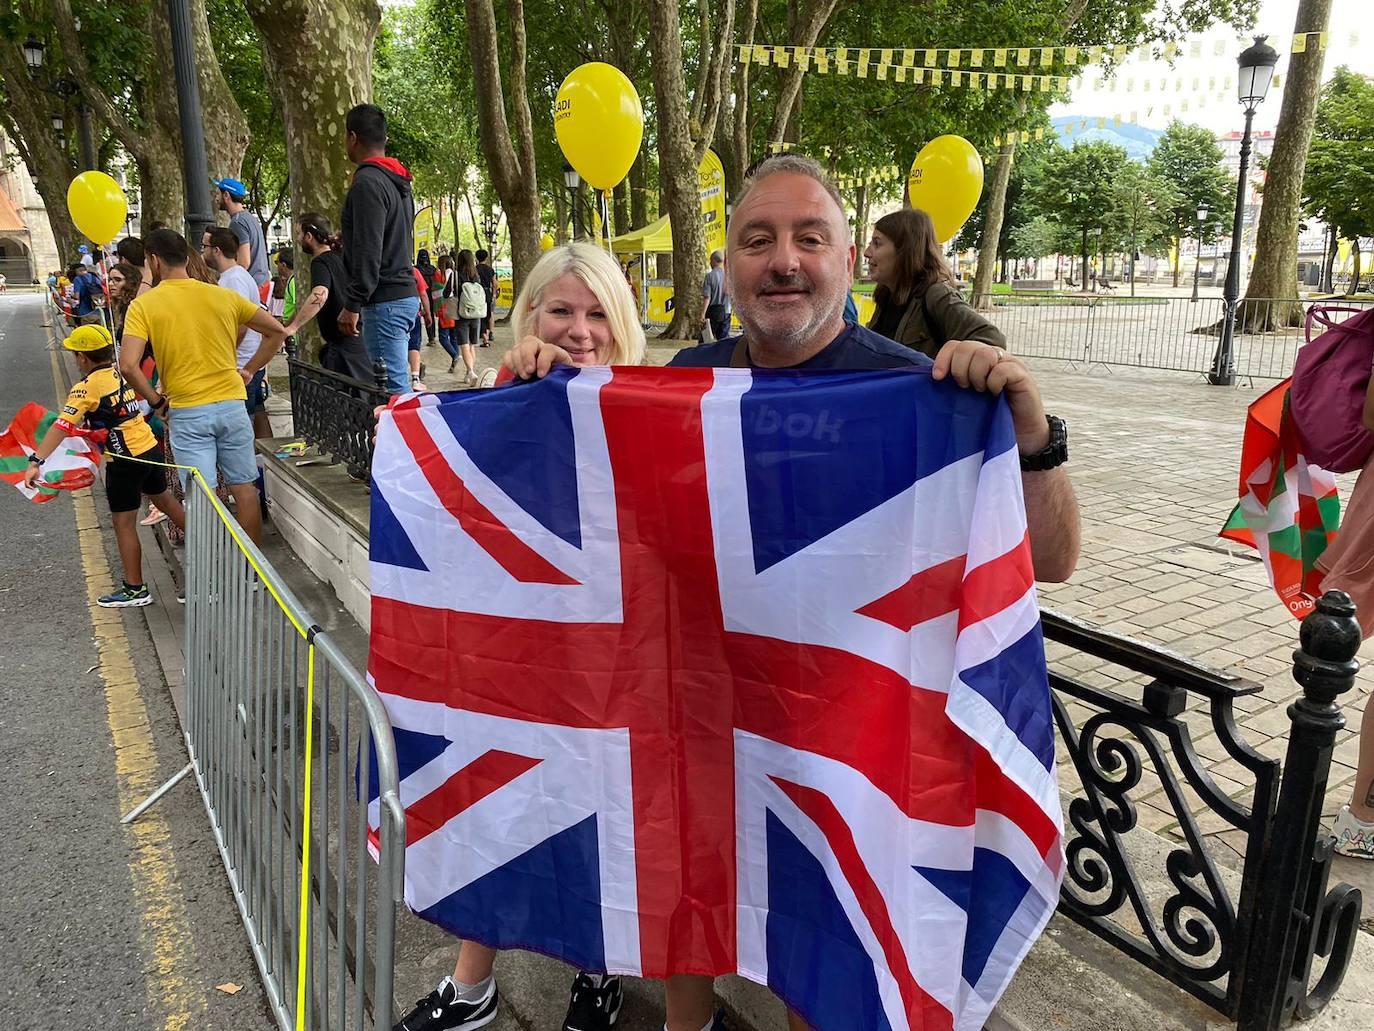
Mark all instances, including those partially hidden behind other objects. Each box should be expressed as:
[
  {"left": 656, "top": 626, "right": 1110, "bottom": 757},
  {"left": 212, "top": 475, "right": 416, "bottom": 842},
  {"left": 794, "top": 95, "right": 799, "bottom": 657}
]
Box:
[{"left": 23, "top": 325, "right": 187, "bottom": 607}]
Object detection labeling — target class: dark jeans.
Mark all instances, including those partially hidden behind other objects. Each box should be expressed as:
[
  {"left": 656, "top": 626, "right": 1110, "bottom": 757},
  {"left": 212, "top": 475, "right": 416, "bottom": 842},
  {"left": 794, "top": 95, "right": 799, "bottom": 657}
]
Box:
[
  {"left": 706, "top": 304, "right": 730, "bottom": 342},
  {"left": 437, "top": 326, "right": 459, "bottom": 360}
]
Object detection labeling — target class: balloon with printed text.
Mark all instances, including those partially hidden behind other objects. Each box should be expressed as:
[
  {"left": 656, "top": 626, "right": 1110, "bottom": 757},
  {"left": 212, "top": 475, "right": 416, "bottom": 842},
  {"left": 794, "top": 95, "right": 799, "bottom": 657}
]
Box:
[
  {"left": 66, "top": 171, "right": 128, "bottom": 246},
  {"left": 555, "top": 63, "right": 643, "bottom": 191},
  {"left": 907, "top": 135, "right": 984, "bottom": 243}
]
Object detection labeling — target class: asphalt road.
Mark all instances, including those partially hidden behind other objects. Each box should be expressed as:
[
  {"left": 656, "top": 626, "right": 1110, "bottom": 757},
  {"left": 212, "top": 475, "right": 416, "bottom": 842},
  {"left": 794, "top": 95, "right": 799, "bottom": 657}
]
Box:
[{"left": 0, "top": 295, "right": 272, "bottom": 1030}]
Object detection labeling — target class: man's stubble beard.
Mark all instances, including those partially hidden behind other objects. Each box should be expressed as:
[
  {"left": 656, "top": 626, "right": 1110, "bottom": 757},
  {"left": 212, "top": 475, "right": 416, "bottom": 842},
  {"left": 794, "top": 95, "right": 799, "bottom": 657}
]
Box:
[{"left": 732, "top": 289, "right": 846, "bottom": 358}]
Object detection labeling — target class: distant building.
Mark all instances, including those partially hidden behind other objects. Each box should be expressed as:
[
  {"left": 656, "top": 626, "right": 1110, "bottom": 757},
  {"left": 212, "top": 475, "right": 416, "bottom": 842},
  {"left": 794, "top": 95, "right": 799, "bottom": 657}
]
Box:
[{"left": 0, "top": 130, "right": 60, "bottom": 283}]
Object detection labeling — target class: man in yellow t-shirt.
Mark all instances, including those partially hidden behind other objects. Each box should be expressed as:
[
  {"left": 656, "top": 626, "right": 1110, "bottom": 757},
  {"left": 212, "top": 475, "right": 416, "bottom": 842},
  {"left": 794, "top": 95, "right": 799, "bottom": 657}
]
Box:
[
  {"left": 118, "top": 228, "right": 286, "bottom": 544},
  {"left": 25, "top": 325, "right": 187, "bottom": 607}
]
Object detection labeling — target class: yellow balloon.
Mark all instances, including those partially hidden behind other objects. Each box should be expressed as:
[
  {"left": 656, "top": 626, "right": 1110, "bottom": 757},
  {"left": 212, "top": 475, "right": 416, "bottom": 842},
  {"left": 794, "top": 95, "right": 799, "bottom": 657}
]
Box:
[
  {"left": 540, "top": 233, "right": 555, "bottom": 252},
  {"left": 555, "top": 63, "right": 643, "bottom": 191},
  {"left": 66, "top": 171, "right": 128, "bottom": 245},
  {"left": 907, "top": 135, "right": 984, "bottom": 242}
]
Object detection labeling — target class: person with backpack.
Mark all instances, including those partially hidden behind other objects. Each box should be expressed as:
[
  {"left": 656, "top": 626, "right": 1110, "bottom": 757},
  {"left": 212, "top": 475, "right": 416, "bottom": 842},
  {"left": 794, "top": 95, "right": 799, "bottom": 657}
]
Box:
[
  {"left": 475, "top": 248, "right": 496, "bottom": 345},
  {"left": 453, "top": 249, "right": 487, "bottom": 386},
  {"left": 434, "top": 254, "right": 461, "bottom": 373},
  {"left": 416, "top": 248, "right": 439, "bottom": 346},
  {"left": 863, "top": 207, "right": 1004, "bottom": 357}
]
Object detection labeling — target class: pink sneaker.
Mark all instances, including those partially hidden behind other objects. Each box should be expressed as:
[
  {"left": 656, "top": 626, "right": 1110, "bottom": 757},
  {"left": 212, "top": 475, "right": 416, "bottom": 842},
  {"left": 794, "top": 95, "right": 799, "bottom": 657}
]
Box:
[{"left": 140, "top": 505, "right": 168, "bottom": 527}]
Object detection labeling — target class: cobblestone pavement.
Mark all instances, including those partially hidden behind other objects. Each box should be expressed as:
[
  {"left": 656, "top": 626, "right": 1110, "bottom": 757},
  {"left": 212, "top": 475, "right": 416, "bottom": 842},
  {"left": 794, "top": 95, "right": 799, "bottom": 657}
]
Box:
[{"left": 390, "top": 333, "right": 1371, "bottom": 870}]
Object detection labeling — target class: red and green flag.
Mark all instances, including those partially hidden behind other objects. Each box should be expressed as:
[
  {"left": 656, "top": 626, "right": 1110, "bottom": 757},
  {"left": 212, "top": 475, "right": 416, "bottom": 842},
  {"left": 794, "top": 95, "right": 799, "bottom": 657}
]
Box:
[
  {"left": 0, "top": 402, "right": 102, "bottom": 503},
  {"left": 1220, "top": 379, "right": 1340, "bottom": 620}
]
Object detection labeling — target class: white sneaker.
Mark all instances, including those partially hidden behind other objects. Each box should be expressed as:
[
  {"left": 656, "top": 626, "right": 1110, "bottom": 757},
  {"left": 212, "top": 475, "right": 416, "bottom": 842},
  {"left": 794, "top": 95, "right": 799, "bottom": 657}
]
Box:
[
  {"left": 466, "top": 369, "right": 479, "bottom": 386},
  {"left": 410, "top": 376, "right": 427, "bottom": 392},
  {"left": 477, "top": 369, "right": 498, "bottom": 389},
  {"left": 1333, "top": 804, "right": 1374, "bottom": 859}
]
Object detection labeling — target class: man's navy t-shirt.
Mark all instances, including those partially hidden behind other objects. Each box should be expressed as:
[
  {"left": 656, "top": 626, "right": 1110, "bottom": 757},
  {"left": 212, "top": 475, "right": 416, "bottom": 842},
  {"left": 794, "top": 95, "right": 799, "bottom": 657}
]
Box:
[{"left": 667, "top": 322, "right": 931, "bottom": 371}]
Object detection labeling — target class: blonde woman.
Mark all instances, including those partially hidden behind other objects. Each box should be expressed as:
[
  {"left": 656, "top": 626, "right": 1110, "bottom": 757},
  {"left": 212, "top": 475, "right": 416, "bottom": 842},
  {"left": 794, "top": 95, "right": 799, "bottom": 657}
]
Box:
[{"left": 393, "top": 241, "right": 644, "bottom": 1031}]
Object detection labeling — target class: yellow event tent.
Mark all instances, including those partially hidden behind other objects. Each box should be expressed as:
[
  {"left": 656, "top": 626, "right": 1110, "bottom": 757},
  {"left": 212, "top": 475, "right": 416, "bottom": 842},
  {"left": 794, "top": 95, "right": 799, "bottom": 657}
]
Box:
[{"left": 611, "top": 215, "right": 676, "bottom": 323}]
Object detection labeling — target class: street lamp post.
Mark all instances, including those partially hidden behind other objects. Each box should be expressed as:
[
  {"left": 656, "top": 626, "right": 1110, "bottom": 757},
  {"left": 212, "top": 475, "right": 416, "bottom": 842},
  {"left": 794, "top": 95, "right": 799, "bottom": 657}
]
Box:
[
  {"left": 1209, "top": 36, "right": 1278, "bottom": 386},
  {"left": 166, "top": 0, "right": 214, "bottom": 244},
  {"left": 563, "top": 165, "right": 582, "bottom": 241},
  {"left": 22, "top": 36, "right": 96, "bottom": 172},
  {"left": 479, "top": 209, "right": 500, "bottom": 257},
  {"left": 1191, "top": 202, "right": 1210, "bottom": 302}
]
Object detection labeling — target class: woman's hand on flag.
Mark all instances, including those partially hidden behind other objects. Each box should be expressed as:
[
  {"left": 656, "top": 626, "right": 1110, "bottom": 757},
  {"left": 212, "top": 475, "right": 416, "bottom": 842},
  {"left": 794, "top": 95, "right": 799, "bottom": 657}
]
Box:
[{"left": 503, "top": 336, "right": 573, "bottom": 381}]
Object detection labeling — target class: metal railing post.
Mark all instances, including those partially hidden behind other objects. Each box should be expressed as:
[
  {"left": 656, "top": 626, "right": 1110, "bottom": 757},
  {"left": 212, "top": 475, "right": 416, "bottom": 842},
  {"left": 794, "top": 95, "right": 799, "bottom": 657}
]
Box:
[{"left": 1236, "top": 591, "right": 1363, "bottom": 1030}]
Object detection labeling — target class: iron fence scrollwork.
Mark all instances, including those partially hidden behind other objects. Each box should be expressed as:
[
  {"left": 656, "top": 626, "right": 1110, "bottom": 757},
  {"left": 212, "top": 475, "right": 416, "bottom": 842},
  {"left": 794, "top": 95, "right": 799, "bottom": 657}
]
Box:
[
  {"left": 1042, "top": 593, "right": 1362, "bottom": 1030},
  {"left": 286, "top": 354, "right": 390, "bottom": 477}
]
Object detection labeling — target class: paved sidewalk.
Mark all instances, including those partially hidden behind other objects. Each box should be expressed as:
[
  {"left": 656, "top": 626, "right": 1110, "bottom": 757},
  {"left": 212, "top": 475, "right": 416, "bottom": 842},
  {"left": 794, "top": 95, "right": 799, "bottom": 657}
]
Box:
[{"left": 995, "top": 360, "right": 1370, "bottom": 874}]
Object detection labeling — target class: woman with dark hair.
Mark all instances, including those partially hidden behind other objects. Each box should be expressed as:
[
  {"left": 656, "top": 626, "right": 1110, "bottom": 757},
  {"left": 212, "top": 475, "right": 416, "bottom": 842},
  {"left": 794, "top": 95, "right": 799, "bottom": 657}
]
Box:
[
  {"left": 416, "top": 248, "right": 439, "bottom": 346},
  {"left": 434, "top": 254, "right": 460, "bottom": 371},
  {"left": 864, "top": 207, "right": 1004, "bottom": 358},
  {"left": 107, "top": 262, "right": 143, "bottom": 338},
  {"left": 452, "top": 249, "right": 486, "bottom": 385}
]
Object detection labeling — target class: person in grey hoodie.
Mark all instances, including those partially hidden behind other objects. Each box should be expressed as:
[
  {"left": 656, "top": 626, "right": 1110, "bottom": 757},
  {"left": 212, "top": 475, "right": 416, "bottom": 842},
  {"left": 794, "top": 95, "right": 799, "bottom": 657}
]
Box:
[{"left": 338, "top": 103, "right": 417, "bottom": 394}]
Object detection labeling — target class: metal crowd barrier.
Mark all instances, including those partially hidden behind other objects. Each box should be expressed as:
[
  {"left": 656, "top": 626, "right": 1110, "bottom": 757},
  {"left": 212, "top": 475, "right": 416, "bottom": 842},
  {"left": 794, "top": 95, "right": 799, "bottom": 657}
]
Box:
[
  {"left": 973, "top": 294, "right": 1374, "bottom": 381},
  {"left": 181, "top": 473, "right": 405, "bottom": 1030}
]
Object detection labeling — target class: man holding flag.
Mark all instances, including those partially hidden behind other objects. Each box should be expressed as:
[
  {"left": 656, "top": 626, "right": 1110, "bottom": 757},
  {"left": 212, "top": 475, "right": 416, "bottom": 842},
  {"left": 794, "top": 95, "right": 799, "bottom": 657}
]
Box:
[
  {"left": 22, "top": 325, "right": 185, "bottom": 607},
  {"left": 392, "top": 155, "right": 1077, "bottom": 1031}
]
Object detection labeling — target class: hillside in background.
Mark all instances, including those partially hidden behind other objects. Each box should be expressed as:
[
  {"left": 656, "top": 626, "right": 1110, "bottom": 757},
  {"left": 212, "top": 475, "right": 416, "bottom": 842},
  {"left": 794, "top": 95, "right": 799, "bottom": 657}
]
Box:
[{"left": 1050, "top": 117, "right": 1164, "bottom": 160}]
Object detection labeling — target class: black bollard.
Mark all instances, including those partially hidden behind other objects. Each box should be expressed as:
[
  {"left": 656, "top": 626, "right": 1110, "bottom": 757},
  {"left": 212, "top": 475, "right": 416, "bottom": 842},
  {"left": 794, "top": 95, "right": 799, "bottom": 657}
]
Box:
[{"left": 1235, "top": 590, "right": 1362, "bottom": 1029}]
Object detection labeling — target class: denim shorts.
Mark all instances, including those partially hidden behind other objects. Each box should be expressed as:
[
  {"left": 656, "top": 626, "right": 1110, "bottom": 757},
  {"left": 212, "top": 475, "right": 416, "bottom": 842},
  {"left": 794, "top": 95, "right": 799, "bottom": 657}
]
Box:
[{"left": 168, "top": 399, "right": 258, "bottom": 489}]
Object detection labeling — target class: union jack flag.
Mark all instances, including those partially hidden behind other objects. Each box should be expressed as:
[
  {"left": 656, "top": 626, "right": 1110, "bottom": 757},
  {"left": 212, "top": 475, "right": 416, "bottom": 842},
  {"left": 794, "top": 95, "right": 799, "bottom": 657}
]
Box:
[{"left": 368, "top": 366, "right": 1063, "bottom": 1031}]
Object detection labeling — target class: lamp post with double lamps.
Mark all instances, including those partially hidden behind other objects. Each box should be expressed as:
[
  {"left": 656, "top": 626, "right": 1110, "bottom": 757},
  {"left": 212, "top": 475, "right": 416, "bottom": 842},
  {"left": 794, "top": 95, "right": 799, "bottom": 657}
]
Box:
[
  {"left": 21, "top": 36, "right": 96, "bottom": 171},
  {"left": 1191, "top": 202, "right": 1210, "bottom": 302},
  {"left": 1209, "top": 36, "right": 1278, "bottom": 386},
  {"left": 563, "top": 165, "right": 582, "bottom": 241},
  {"left": 479, "top": 209, "right": 500, "bottom": 257}
]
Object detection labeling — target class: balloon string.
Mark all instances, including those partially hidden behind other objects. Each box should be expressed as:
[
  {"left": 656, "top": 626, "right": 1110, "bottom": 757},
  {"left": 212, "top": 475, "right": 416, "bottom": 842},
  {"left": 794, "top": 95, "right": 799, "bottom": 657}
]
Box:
[{"left": 601, "top": 190, "right": 614, "bottom": 257}]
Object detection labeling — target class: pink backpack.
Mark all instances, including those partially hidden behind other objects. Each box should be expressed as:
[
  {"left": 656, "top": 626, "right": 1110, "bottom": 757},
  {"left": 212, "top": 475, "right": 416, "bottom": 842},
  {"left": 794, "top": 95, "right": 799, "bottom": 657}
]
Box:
[{"left": 1290, "top": 305, "right": 1374, "bottom": 474}]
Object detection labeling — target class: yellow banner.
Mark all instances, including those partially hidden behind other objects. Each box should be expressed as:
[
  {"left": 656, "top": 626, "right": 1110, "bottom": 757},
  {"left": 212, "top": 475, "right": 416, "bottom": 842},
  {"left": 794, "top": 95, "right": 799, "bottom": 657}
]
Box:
[
  {"left": 699, "top": 148, "right": 727, "bottom": 260},
  {"left": 414, "top": 205, "right": 435, "bottom": 261}
]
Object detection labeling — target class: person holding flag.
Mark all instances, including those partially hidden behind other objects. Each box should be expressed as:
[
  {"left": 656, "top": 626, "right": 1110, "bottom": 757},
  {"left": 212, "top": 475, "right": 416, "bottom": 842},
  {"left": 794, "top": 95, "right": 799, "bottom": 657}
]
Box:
[{"left": 23, "top": 325, "right": 185, "bottom": 607}]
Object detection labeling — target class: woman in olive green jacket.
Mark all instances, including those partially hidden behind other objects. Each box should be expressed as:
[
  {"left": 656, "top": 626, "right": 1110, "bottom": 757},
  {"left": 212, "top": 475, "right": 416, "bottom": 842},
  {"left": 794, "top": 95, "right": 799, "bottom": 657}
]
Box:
[{"left": 864, "top": 207, "right": 1005, "bottom": 359}]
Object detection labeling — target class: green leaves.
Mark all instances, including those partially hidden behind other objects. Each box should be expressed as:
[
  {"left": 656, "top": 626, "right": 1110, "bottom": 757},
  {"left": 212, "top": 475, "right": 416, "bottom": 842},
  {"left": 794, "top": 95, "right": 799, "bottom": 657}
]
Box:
[{"left": 1302, "top": 67, "right": 1374, "bottom": 244}]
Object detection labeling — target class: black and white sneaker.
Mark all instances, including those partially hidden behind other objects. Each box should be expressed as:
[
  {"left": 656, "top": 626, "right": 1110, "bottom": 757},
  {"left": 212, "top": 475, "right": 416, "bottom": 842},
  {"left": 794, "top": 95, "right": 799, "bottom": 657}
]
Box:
[
  {"left": 563, "top": 972, "right": 623, "bottom": 1031},
  {"left": 393, "top": 976, "right": 499, "bottom": 1031}
]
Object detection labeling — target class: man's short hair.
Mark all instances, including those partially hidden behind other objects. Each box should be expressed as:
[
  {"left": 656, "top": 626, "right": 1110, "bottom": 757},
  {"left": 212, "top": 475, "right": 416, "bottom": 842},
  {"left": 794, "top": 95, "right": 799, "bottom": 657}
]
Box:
[
  {"left": 709, "top": 249, "right": 724, "bottom": 265},
  {"left": 81, "top": 344, "right": 115, "bottom": 363},
  {"left": 734, "top": 154, "right": 846, "bottom": 222},
  {"left": 346, "top": 104, "right": 387, "bottom": 148},
  {"left": 144, "top": 228, "right": 190, "bottom": 266},
  {"left": 206, "top": 227, "right": 240, "bottom": 260},
  {"left": 275, "top": 249, "right": 294, "bottom": 269},
  {"left": 116, "top": 236, "right": 145, "bottom": 266},
  {"left": 475, "top": 249, "right": 489, "bottom": 262}
]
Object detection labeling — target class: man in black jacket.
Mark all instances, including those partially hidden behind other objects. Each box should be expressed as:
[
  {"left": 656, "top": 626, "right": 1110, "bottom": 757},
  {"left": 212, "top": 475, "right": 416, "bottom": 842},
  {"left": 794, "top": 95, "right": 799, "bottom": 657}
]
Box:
[{"left": 339, "top": 103, "right": 417, "bottom": 394}]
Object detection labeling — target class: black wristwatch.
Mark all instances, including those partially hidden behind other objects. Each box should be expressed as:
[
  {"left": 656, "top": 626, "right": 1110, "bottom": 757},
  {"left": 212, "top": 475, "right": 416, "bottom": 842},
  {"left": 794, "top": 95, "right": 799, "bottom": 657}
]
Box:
[
  {"left": 27, "top": 454, "right": 42, "bottom": 467},
  {"left": 1019, "top": 414, "right": 1068, "bottom": 472}
]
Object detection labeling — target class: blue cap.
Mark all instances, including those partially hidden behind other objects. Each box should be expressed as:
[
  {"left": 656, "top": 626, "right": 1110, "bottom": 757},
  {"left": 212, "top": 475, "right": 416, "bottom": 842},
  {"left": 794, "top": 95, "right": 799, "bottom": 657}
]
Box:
[
  {"left": 78, "top": 245, "right": 88, "bottom": 252},
  {"left": 211, "top": 177, "right": 247, "bottom": 200}
]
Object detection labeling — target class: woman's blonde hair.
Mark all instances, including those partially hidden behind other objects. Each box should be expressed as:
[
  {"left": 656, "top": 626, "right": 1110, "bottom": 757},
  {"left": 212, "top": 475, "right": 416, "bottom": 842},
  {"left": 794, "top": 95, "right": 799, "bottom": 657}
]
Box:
[{"left": 511, "top": 242, "right": 645, "bottom": 366}]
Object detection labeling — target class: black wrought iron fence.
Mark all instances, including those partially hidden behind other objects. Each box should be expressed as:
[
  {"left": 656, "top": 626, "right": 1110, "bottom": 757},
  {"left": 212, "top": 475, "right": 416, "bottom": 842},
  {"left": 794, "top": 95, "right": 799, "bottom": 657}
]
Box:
[
  {"left": 285, "top": 358, "right": 389, "bottom": 477},
  {"left": 1042, "top": 592, "right": 1363, "bottom": 1029},
  {"left": 974, "top": 294, "right": 1374, "bottom": 381}
]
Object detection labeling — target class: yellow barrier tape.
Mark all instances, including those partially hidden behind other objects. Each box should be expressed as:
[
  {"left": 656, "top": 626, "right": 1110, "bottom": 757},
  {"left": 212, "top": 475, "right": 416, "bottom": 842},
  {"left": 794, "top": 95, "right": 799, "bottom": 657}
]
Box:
[
  {"left": 96, "top": 450, "right": 309, "bottom": 637},
  {"left": 295, "top": 645, "right": 318, "bottom": 1030}
]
